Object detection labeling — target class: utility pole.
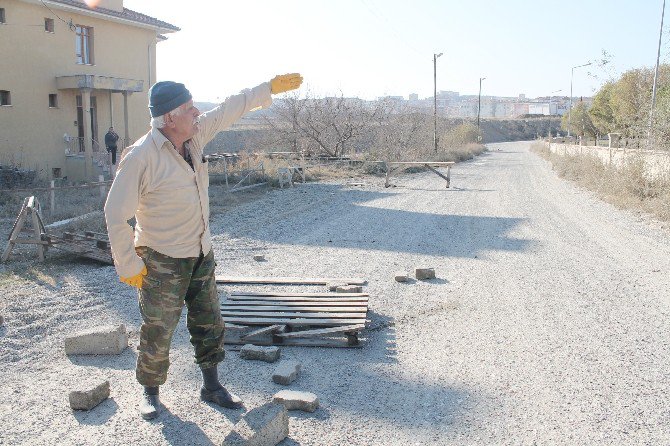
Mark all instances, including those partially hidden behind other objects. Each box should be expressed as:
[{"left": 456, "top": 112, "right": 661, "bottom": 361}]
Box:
[
  {"left": 477, "top": 77, "right": 486, "bottom": 130},
  {"left": 434, "top": 52, "right": 443, "bottom": 152},
  {"left": 649, "top": 0, "right": 666, "bottom": 141},
  {"left": 568, "top": 62, "right": 592, "bottom": 137}
]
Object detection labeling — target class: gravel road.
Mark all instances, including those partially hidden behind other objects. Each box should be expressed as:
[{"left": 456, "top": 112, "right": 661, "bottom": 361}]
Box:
[{"left": 1, "top": 141, "right": 669, "bottom": 445}]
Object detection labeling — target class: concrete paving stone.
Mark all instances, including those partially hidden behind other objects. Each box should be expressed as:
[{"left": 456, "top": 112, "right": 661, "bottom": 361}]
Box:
[
  {"left": 326, "top": 282, "right": 347, "bottom": 291},
  {"left": 240, "top": 344, "right": 281, "bottom": 363},
  {"left": 394, "top": 273, "right": 409, "bottom": 282},
  {"left": 272, "top": 390, "right": 319, "bottom": 413},
  {"left": 253, "top": 254, "right": 265, "bottom": 261},
  {"left": 222, "top": 403, "right": 288, "bottom": 446},
  {"left": 335, "top": 285, "right": 363, "bottom": 293},
  {"left": 415, "top": 268, "right": 436, "bottom": 280},
  {"left": 272, "top": 360, "right": 301, "bottom": 385},
  {"left": 69, "top": 380, "right": 110, "bottom": 411},
  {"left": 64, "top": 324, "right": 128, "bottom": 355}
]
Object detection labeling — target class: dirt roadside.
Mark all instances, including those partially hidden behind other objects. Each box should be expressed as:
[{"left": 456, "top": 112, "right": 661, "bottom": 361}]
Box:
[{"left": 1, "top": 141, "right": 669, "bottom": 445}]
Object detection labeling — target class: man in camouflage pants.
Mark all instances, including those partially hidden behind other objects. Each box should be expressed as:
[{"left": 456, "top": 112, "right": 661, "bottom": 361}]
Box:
[{"left": 104, "top": 74, "right": 302, "bottom": 420}]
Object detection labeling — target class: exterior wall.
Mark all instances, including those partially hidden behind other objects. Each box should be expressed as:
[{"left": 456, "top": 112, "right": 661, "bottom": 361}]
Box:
[
  {"left": 548, "top": 142, "right": 670, "bottom": 181},
  {"left": 0, "top": 0, "right": 159, "bottom": 181}
]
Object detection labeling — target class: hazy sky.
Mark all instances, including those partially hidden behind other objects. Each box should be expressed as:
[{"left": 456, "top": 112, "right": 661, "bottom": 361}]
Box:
[{"left": 123, "top": 0, "right": 668, "bottom": 102}]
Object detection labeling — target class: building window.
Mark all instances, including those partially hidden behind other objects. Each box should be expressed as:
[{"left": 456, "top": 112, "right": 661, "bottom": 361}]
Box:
[
  {"left": 0, "top": 90, "right": 10, "bottom": 106},
  {"left": 0, "top": 9, "right": 5, "bottom": 24},
  {"left": 45, "top": 18, "right": 54, "bottom": 33},
  {"left": 49, "top": 94, "right": 58, "bottom": 108},
  {"left": 75, "top": 25, "right": 94, "bottom": 65}
]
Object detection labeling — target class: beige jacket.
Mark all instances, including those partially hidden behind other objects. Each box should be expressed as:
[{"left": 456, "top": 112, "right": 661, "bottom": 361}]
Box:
[{"left": 104, "top": 82, "right": 272, "bottom": 278}]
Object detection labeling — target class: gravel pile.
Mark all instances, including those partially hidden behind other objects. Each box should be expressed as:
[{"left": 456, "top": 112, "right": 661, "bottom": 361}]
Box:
[{"left": 1, "top": 141, "right": 669, "bottom": 445}]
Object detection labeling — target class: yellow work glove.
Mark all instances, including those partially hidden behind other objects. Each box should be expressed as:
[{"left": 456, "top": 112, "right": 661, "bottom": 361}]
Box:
[
  {"left": 270, "top": 73, "right": 303, "bottom": 94},
  {"left": 120, "top": 266, "right": 147, "bottom": 289}
]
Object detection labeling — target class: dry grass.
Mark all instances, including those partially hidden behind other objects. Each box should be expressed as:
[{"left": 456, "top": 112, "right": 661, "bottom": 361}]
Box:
[
  {"left": 0, "top": 144, "right": 488, "bottom": 236},
  {"left": 531, "top": 142, "right": 670, "bottom": 222}
]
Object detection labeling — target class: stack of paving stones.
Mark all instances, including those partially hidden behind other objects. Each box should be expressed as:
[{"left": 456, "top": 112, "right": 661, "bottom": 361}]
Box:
[{"left": 253, "top": 254, "right": 266, "bottom": 261}]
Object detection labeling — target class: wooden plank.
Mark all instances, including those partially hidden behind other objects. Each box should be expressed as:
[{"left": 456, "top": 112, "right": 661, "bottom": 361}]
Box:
[
  {"left": 222, "top": 305, "right": 368, "bottom": 313},
  {"left": 228, "top": 295, "right": 368, "bottom": 303},
  {"left": 216, "top": 276, "right": 366, "bottom": 285},
  {"left": 240, "top": 324, "right": 285, "bottom": 340},
  {"left": 221, "top": 310, "right": 367, "bottom": 319},
  {"left": 277, "top": 324, "right": 365, "bottom": 338},
  {"left": 12, "top": 239, "right": 50, "bottom": 245},
  {"left": 223, "top": 300, "right": 367, "bottom": 307},
  {"left": 230, "top": 291, "right": 368, "bottom": 297},
  {"left": 224, "top": 335, "right": 363, "bottom": 348},
  {"left": 221, "top": 317, "right": 365, "bottom": 326},
  {"left": 424, "top": 164, "right": 450, "bottom": 181}
]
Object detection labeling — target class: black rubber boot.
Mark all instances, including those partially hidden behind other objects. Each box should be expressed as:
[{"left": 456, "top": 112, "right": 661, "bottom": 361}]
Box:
[
  {"left": 140, "top": 386, "right": 161, "bottom": 420},
  {"left": 200, "top": 386, "right": 243, "bottom": 409},
  {"left": 200, "top": 366, "right": 243, "bottom": 409}
]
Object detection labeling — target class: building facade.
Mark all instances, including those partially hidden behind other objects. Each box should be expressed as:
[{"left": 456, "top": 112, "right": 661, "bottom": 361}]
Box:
[{"left": 0, "top": 0, "right": 178, "bottom": 181}]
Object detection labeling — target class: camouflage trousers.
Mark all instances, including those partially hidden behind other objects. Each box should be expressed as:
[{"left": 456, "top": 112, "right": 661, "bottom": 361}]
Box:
[{"left": 135, "top": 246, "right": 225, "bottom": 387}]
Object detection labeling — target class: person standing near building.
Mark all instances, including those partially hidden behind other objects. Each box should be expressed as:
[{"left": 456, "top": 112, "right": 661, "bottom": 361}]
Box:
[
  {"left": 104, "top": 127, "right": 119, "bottom": 165},
  {"left": 104, "top": 73, "right": 302, "bottom": 420}
]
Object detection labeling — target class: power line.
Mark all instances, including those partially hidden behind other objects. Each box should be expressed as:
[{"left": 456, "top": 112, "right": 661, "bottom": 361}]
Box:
[{"left": 40, "top": 0, "right": 76, "bottom": 32}]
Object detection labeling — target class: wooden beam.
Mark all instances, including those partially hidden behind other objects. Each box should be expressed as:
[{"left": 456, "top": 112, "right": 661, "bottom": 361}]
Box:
[
  {"left": 277, "top": 324, "right": 365, "bottom": 338},
  {"left": 216, "top": 276, "right": 366, "bottom": 285},
  {"left": 230, "top": 291, "right": 369, "bottom": 297},
  {"left": 227, "top": 295, "right": 368, "bottom": 303},
  {"left": 223, "top": 300, "right": 367, "bottom": 307},
  {"left": 240, "top": 324, "right": 286, "bottom": 340},
  {"left": 222, "top": 305, "right": 368, "bottom": 312},
  {"left": 221, "top": 317, "right": 366, "bottom": 326},
  {"left": 221, "top": 310, "right": 367, "bottom": 319}
]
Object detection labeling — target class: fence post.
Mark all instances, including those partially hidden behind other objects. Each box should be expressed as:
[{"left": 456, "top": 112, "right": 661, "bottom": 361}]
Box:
[
  {"left": 223, "top": 157, "right": 229, "bottom": 188},
  {"left": 98, "top": 175, "right": 105, "bottom": 198},
  {"left": 50, "top": 180, "right": 55, "bottom": 214},
  {"left": 247, "top": 158, "right": 251, "bottom": 185}
]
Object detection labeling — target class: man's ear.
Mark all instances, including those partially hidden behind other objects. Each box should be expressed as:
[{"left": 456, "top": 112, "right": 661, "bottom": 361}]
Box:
[{"left": 163, "top": 113, "right": 175, "bottom": 128}]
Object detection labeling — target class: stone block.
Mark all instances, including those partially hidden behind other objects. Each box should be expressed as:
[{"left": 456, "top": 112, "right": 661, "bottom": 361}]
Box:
[
  {"left": 64, "top": 324, "right": 128, "bottom": 355},
  {"left": 272, "top": 390, "right": 319, "bottom": 413},
  {"left": 272, "top": 360, "right": 301, "bottom": 385},
  {"left": 69, "top": 380, "right": 110, "bottom": 411},
  {"left": 253, "top": 255, "right": 265, "bottom": 262},
  {"left": 222, "top": 403, "right": 288, "bottom": 446},
  {"left": 326, "top": 282, "right": 347, "bottom": 291},
  {"left": 415, "top": 268, "right": 436, "bottom": 280},
  {"left": 394, "top": 273, "right": 409, "bottom": 282},
  {"left": 0, "top": 315, "right": 4, "bottom": 325},
  {"left": 335, "top": 285, "right": 363, "bottom": 293},
  {"left": 240, "top": 344, "right": 280, "bottom": 363}
]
